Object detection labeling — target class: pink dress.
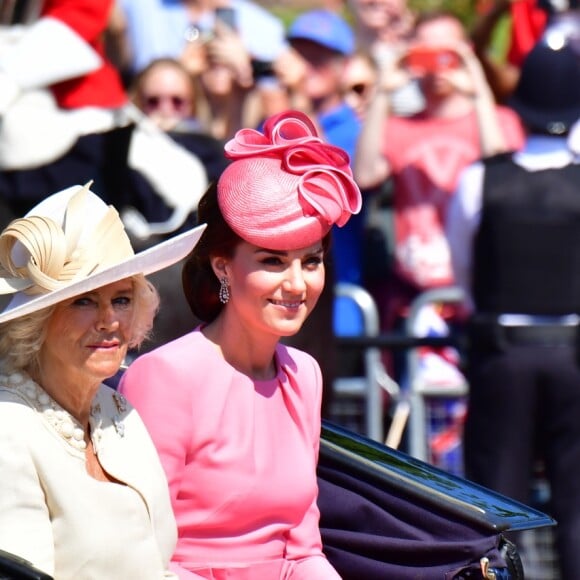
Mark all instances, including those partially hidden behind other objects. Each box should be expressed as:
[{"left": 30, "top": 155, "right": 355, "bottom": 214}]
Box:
[{"left": 119, "top": 328, "right": 340, "bottom": 579}]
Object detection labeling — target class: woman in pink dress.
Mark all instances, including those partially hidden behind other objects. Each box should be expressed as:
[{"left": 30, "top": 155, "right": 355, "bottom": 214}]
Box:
[{"left": 119, "top": 110, "right": 362, "bottom": 579}]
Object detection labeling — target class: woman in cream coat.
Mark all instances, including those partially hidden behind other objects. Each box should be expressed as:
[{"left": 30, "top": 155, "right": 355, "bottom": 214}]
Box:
[{"left": 0, "top": 183, "right": 205, "bottom": 579}]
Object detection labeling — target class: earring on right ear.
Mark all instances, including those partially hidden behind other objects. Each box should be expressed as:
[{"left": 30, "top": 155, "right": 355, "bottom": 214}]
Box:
[{"left": 218, "top": 277, "right": 230, "bottom": 304}]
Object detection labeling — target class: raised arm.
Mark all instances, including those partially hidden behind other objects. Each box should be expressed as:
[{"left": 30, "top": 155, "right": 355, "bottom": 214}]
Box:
[
  {"left": 353, "top": 51, "right": 410, "bottom": 189},
  {"left": 471, "top": 0, "right": 521, "bottom": 102},
  {"left": 453, "top": 42, "right": 510, "bottom": 157}
]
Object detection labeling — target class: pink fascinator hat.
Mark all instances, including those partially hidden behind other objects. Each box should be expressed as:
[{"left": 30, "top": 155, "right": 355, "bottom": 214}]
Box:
[{"left": 217, "top": 110, "right": 362, "bottom": 250}]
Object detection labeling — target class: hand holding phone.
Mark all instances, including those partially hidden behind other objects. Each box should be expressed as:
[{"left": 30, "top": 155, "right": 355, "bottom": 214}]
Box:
[{"left": 215, "top": 6, "right": 237, "bottom": 31}]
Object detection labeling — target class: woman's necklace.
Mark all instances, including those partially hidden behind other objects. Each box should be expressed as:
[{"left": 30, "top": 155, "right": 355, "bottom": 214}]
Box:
[{"left": 0, "top": 371, "right": 87, "bottom": 450}]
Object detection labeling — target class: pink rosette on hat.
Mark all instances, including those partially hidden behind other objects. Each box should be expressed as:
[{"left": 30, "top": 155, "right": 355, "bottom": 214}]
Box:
[{"left": 218, "top": 110, "right": 362, "bottom": 250}]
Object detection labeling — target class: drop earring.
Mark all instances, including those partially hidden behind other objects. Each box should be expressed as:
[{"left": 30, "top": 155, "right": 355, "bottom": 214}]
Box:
[{"left": 218, "top": 277, "right": 230, "bottom": 304}]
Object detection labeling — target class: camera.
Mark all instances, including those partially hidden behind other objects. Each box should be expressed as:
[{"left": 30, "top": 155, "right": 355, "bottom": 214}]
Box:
[{"left": 251, "top": 59, "right": 275, "bottom": 79}]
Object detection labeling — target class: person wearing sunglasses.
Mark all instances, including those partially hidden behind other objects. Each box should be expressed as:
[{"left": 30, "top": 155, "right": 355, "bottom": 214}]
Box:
[
  {"left": 128, "top": 57, "right": 230, "bottom": 351},
  {"left": 353, "top": 10, "right": 525, "bottom": 377},
  {"left": 131, "top": 58, "right": 199, "bottom": 132},
  {"left": 341, "top": 50, "right": 378, "bottom": 121},
  {"left": 128, "top": 56, "right": 228, "bottom": 214}
]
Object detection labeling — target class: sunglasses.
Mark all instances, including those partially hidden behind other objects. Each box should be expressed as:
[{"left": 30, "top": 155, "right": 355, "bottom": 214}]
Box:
[
  {"left": 143, "top": 95, "right": 188, "bottom": 112},
  {"left": 345, "top": 83, "right": 371, "bottom": 97}
]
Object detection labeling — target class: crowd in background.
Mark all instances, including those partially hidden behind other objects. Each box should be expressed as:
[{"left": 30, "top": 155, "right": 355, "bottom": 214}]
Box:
[
  {"left": 0, "top": 0, "right": 572, "bottom": 342},
  {"left": 1, "top": 1, "right": 580, "bottom": 578}
]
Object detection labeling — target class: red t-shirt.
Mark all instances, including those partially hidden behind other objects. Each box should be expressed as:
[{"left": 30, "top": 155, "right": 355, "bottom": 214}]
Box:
[{"left": 383, "top": 107, "right": 525, "bottom": 289}]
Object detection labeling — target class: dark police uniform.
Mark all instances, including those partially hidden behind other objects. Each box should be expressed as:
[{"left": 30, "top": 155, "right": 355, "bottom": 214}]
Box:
[{"left": 460, "top": 153, "right": 580, "bottom": 579}]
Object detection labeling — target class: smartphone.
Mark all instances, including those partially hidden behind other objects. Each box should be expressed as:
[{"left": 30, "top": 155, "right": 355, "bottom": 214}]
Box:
[
  {"left": 215, "top": 6, "right": 237, "bottom": 30},
  {"left": 251, "top": 59, "right": 275, "bottom": 79},
  {"left": 404, "top": 46, "right": 460, "bottom": 75}
]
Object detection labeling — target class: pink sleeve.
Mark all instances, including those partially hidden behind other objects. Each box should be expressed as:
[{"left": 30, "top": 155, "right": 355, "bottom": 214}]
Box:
[
  {"left": 119, "top": 353, "right": 192, "bottom": 506},
  {"left": 284, "top": 356, "right": 341, "bottom": 579},
  {"left": 285, "top": 497, "right": 341, "bottom": 579}
]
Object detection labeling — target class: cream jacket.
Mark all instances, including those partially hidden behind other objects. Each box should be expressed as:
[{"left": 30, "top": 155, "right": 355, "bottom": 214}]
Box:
[{"left": 0, "top": 371, "right": 178, "bottom": 579}]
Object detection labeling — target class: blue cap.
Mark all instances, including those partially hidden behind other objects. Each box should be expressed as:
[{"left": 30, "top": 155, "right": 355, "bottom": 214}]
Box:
[{"left": 288, "top": 10, "right": 355, "bottom": 56}]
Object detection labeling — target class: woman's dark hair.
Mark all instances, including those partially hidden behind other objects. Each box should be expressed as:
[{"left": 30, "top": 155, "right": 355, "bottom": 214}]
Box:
[
  {"left": 182, "top": 182, "right": 333, "bottom": 322},
  {"left": 182, "top": 182, "right": 242, "bottom": 322}
]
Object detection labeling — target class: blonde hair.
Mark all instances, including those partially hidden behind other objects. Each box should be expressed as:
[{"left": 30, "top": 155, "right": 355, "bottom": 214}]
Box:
[
  {"left": 130, "top": 57, "right": 198, "bottom": 117},
  {"left": 0, "top": 275, "right": 160, "bottom": 374},
  {"left": 130, "top": 274, "right": 161, "bottom": 348},
  {"left": 0, "top": 305, "right": 55, "bottom": 374}
]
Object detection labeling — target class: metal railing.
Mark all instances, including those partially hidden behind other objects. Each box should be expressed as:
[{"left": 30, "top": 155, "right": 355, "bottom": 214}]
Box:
[
  {"left": 332, "top": 284, "right": 467, "bottom": 449},
  {"left": 404, "top": 287, "right": 468, "bottom": 463},
  {"left": 333, "top": 283, "right": 398, "bottom": 443}
]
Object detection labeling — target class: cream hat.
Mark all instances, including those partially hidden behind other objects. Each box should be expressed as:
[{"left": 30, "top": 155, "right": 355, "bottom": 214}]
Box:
[{"left": 0, "top": 183, "right": 206, "bottom": 324}]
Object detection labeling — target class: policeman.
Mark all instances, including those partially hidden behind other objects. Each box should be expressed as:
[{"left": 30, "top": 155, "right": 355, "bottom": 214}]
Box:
[{"left": 446, "top": 14, "right": 580, "bottom": 579}]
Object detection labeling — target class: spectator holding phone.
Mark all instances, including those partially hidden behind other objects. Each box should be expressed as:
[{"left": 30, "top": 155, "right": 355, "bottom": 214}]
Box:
[
  {"left": 346, "top": 0, "right": 424, "bottom": 117},
  {"left": 118, "top": 0, "right": 291, "bottom": 139},
  {"left": 118, "top": 0, "right": 286, "bottom": 82},
  {"left": 353, "top": 10, "right": 525, "bottom": 358},
  {"left": 341, "top": 50, "right": 378, "bottom": 121}
]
